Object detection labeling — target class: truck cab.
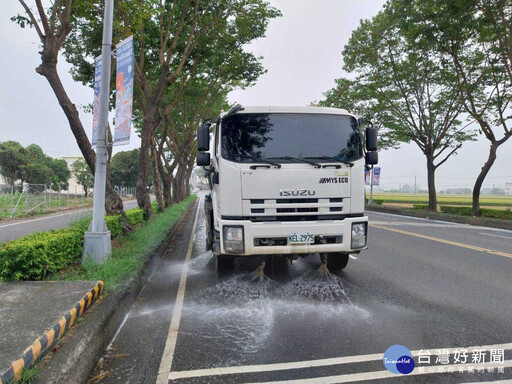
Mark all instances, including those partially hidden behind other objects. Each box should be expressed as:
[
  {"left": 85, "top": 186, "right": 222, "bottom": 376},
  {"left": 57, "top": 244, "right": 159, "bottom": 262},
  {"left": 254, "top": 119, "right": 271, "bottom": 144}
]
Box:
[{"left": 197, "top": 105, "right": 378, "bottom": 271}]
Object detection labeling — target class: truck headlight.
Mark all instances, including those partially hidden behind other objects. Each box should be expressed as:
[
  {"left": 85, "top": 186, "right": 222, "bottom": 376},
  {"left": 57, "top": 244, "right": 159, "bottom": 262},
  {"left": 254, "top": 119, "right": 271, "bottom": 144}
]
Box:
[
  {"left": 223, "top": 226, "right": 244, "bottom": 253},
  {"left": 351, "top": 222, "right": 367, "bottom": 249}
]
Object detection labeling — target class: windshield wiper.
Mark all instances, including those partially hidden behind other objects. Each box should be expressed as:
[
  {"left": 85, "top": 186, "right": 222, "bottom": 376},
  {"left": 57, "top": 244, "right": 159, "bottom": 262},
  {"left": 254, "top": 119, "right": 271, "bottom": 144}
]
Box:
[
  {"left": 225, "top": 153, "right": 281, "bottom": 168},
  {"left": 304, "top": 156, "right": 354, "bottom": 167},
  {"left": 268, "top": 156, "right": 322, "bottom": 168}
]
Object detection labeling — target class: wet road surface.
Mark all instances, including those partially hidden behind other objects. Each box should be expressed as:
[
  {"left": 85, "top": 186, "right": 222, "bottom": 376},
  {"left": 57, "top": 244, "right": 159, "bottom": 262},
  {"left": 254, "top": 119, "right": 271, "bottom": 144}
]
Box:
[{"left": 88, "top": 195, "right": 512, "bottom": 383}]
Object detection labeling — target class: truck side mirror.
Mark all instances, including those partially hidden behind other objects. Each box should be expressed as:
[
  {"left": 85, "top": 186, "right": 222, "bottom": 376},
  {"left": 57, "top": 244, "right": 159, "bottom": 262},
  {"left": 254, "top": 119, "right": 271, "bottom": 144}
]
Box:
[
  {"left": 365, "top": 127, "right": 378, "bottom": 152},
  {"left": 197, "top": 124, "right": 210, "bottom": 151},
  {"left": 196, "top": 152, "right": 211, "bottom": 166},
  {"left": 365, "top": 151, "right": 378, "bottom": 165}
]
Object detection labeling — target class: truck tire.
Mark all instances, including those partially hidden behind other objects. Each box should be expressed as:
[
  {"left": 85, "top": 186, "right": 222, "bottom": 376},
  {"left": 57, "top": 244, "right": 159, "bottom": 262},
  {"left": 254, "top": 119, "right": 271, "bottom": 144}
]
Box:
[
  {"left": 326, "top": 253, "right": 350, "bottom": 271},
  {"left": 205, "top": 216, "right": 214, "bottom": 250},
  {"left": 216, "top": 255, "right": 235, "bottom": 272}
]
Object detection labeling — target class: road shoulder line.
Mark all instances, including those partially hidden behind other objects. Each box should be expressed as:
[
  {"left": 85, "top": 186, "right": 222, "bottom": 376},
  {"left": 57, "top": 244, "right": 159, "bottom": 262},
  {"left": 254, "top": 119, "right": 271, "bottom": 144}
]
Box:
[{"left": 156, "top": 201, "right": 200, "bottom": 384}]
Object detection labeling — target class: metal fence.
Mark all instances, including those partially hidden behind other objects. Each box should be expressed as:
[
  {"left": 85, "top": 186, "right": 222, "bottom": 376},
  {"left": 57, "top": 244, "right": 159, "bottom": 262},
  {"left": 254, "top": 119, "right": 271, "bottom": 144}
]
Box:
[
  {"left": 115, "top": 185, "right": 136, "bottom": 198},
  {"left": 0, "top": 183, "right": 93, "bottom": 219}
]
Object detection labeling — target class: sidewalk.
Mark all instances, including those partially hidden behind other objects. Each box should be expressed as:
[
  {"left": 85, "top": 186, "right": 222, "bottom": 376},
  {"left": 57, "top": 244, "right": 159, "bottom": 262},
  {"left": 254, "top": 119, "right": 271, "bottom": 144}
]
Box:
[{"left": 0, "top": 281, "right": 103, "bottom": 383}]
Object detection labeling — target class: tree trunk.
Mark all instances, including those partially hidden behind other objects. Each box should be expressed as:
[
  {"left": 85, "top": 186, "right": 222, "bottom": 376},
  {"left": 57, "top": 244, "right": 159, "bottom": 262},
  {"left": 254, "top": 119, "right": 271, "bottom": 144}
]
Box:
[
  {"left": 36, "top": 59, "right": 126, "bottom": 220},
  {"left": 174, "top": 164, "right": 188, "bottom": 202},
  {"left": 156, "top": 156, "right": 172, "bottom": 208},
  {"left": 136, "top": 113, "right": 156, "bottom": 218},
  {"left": 150, "top": 144, "right": 165, "bottom": 212},
  {"left": 184, "top": 163, "right": 193, "bottom": 197},
  {"left": 427, "top": 158, "right": 437, "bottom": 211},
  {"left": 472, "top": 142, "right": 498, "bottom": 217}
]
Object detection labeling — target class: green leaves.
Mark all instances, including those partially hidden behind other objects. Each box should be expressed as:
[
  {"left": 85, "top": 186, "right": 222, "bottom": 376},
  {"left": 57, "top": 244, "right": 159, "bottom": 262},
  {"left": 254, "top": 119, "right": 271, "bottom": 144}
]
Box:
[{"left": 0, "top": 141, "right": 70, "bottom": 189}]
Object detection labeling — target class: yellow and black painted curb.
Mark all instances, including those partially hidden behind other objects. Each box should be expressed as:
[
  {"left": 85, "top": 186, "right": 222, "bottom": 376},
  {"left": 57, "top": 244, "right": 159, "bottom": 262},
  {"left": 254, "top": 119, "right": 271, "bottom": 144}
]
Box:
[{"left": 0, "top": 281, "right": 104, "bottom": 384}]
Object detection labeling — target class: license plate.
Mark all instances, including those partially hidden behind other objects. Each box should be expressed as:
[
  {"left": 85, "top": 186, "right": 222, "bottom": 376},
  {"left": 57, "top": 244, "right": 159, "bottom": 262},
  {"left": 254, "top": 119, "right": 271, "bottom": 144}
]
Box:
[{"left": 288, "top": 232, "right": 315, "bottom": 244}]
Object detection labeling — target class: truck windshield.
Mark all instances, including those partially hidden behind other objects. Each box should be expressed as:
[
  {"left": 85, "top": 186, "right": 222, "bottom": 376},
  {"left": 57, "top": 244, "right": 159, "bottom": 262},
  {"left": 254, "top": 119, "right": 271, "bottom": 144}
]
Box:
[{"left": 221, "top": 113, "right": 362, "bottom": 163}]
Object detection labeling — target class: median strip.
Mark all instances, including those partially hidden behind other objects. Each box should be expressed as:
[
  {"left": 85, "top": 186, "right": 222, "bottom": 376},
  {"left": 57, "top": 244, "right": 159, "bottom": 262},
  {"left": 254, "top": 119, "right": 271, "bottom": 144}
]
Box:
[{"left": 370, "top": 224, "right": 512, "bottom": 259}]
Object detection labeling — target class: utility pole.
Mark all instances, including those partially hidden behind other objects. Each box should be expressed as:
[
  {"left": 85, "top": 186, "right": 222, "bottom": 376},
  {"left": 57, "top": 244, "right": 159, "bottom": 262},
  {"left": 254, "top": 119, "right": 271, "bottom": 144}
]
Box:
[
  {"left": 82, "top": 0, "right": 114, "bottom": 264},
  {"left": 369, "top": 167, "right": 374, "bottom": 205},
  {"left": 414, "top": 175, "right": 417, "bottom": 194}
]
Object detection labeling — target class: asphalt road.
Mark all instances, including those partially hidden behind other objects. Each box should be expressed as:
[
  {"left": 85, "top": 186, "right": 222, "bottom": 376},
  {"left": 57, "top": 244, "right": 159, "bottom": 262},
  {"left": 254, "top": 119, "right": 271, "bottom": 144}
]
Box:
[
  {"left": 0, "top": 199, "right": 141, "bottom": 243},
  {"left": 88, "top": 194, "right": 512, "bottom": 383}
]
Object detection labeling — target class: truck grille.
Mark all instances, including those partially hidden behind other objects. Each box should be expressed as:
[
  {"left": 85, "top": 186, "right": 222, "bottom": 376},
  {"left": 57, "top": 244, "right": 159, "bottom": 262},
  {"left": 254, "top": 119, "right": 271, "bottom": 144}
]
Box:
[{"left": 244, "top": 198, "right": 346, "bottom": 222}]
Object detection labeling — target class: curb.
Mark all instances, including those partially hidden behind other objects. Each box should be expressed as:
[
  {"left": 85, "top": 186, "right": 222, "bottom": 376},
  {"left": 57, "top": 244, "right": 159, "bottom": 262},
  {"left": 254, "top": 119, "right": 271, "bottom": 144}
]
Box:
[
  {"left": 366, "top": 205, "right": 512, "bottom": 231},
  {"left": 32, "top": 197, "right": 197, "bottom": 384},
  {"left": 0, "top": 281, "right": 104, "bottom": 384}
]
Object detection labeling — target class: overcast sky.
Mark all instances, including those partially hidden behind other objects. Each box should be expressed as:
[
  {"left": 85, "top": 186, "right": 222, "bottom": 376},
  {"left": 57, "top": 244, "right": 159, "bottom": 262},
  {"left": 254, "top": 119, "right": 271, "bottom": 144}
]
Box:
[{"left": 1, "top": 0, "right": 511, "bottom": 190}]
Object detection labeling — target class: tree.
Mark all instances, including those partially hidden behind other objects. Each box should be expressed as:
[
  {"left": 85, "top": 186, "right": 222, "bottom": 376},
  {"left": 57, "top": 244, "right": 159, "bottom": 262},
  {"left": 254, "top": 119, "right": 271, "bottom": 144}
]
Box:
[
  {"left": 63, "top": 0, "right": 281, "bottom": 217},
  {"left": 110, "top": 149, "right": 143, "bottom": 187},
  {"left": 0, "top": 141, "right": 25, "bottom": 185},
  {"left": 397, "top": 0, "right": 512, "bottom": 216},
  {"left": 12, "top": 0, "right": 126, "bottom": 218},
  {"left": 71, "top": 159, "right": 94, "bottom": 197},
  {"left": 340, "top": 3, "right": 474, "bottom": 211},
  {"left": 0, "top": 142, "right": 70, "bottom": 189},
  {"left": 320, "top": 77, "right": 399, "bottom": 151},
  {"left": 47, "top": 158, "right": 70, "bottom": 191}
]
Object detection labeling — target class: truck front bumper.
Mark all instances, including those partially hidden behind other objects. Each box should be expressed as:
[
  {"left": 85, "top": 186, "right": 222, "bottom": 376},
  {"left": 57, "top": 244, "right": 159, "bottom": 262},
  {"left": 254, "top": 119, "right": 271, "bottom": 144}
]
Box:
[{"left": 218, "top": 216, "right": 368, "bottom": 256}]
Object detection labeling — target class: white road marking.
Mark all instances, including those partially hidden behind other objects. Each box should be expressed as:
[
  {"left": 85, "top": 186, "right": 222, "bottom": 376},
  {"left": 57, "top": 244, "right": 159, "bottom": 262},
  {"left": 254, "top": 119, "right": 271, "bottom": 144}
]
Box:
[
  {"left": 479, "top": 232, "right": 512, "bottom": 240},
  {"left": 349, "top": 255, "right": 358, "bottom": 260},
  {"left": 369, "top": 210, "right": 512, "bottom": 233},
  {"left": 168, "top": 342, "right": 512, "bottom": 381},
  {"left": 370, "top": 221, "right": 459, "bottom": 227},
  {"left": 244, "top": 360, "right": 512, "bottom": 384},
  {"left": 462, "top": 379, "right": 512, "bottom": 384},
  {"left": 156, "top": 201, "right": 200, "bottom": 384}
]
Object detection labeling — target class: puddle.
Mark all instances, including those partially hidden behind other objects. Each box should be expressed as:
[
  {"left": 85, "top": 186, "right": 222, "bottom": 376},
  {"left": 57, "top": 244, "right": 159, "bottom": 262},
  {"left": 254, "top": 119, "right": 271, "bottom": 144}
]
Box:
[{"left": 184, "top": 300, "right": 274, "bottom": 357}]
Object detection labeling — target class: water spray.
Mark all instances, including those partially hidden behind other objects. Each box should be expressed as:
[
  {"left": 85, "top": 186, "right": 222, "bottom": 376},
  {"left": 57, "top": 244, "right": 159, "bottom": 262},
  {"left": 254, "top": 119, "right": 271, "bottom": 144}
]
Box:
[
  {"left": 252, "top": 262, "right": 266, "bottom": 277},
  {"left": 317, "top": 262, "right": 330, "bottom": 274}
]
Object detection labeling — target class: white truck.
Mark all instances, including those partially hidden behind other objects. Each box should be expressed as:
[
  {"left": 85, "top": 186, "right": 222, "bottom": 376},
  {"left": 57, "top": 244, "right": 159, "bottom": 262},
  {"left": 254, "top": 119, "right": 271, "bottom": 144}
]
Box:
[{"left": 196, "top": 105, "right": 378, "bottom": 272}]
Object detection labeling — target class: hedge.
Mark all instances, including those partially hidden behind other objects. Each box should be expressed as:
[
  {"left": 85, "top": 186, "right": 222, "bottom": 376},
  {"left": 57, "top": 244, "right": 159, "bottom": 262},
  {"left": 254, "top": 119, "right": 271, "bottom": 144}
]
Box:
[
  {"left": 126, "top": 208, "right": 144, "bottom": 226},
  {"left": 439, "top": 205, "right": 512, "bottom": 220},
  {"left": 412, "top": 204, "right": 429, "bottom": 211},
  {"left": 0, "top": 207, "right": 146, "bottom": 282}
]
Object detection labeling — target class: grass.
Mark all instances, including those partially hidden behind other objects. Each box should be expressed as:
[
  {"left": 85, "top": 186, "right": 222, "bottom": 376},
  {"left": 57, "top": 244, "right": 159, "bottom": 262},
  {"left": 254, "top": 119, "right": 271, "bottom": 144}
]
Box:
[
  {"left": 371, "top": 193, "right": 512, "bottom": 207},
  {"left": 49, "top": 195, "right": 196, "bottom": 291},
  {"left": 0, "top": 191, "right": 93, "bottom": 219},
  {"left": 18, "top": 368, "right": 39, "bottom": 384}
]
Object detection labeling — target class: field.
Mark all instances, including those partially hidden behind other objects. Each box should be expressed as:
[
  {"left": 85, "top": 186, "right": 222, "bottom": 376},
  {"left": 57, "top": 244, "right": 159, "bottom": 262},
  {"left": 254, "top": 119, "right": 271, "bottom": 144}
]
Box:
[{"left": 370, "top": 193, "right": 512, "bottom": 207}]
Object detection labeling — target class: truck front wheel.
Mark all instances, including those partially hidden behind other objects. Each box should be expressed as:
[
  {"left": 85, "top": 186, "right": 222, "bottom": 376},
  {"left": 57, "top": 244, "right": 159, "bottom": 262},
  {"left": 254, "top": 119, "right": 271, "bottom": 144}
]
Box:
[{"left": 326, "top": 252, "right": 350, "bottom": 271}]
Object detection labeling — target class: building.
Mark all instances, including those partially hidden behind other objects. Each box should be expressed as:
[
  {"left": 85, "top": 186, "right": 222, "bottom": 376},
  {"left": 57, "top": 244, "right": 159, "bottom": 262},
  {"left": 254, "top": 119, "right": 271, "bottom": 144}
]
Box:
[
  {"left": 61, "top": 155, "right": 85, "bottom": 193},
  {"left": 505, "top": 182, "right": 512, "bottom": 196}
]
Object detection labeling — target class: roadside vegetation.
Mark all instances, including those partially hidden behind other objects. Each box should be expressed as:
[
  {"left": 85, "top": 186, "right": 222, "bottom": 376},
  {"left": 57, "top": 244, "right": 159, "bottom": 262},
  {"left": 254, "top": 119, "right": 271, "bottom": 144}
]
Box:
[
  {"left": 0, "top": 196, "right": 195, "bottom": 288},
  {"left": 371, "top": 193, "right": 512, "bottom": 207},
  {"left": 321, "top": 0, "right": 512, "bottom": 215},
  {"left": 369, "top": 193, "right": 512, "bottom": 221}
]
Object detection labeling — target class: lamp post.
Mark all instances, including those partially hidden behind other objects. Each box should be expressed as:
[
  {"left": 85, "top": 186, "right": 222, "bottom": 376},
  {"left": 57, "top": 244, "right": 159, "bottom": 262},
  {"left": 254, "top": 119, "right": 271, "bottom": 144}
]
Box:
[{"left": 82, "top": 0, "right": 114, "bottom": 263}]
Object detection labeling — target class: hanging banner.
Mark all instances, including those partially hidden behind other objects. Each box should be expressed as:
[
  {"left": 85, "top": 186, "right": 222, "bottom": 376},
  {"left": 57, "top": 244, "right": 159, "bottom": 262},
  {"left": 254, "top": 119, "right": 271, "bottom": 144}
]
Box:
[
  {"left": 373, "top": 167, "right": 381, "bottom": 186},
  {"left": 365, "top": 167, "right": 381, "bottom": 185},
  {"left": 91, "top": 55, "right": 102, "bottom": 148},
  {"left": 114, "top": 36, "right": 134, "bottom": 146}
]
